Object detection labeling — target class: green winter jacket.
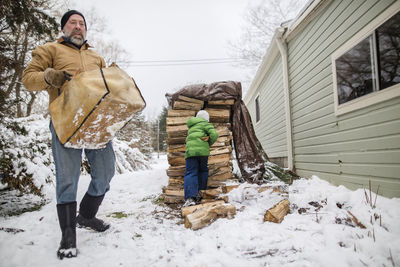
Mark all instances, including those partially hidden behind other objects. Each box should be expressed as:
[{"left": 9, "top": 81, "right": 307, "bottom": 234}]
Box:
[{"left": 185, "top": 117, "right": 219, "bottom": 159}]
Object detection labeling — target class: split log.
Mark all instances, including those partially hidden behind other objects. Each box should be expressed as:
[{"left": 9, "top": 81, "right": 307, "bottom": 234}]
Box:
[
  {"left": 168, "top": 109, "right": 196, "bottom": 117},
  {"left": 210, "top": 146, "right": 232, "bottom": 156},
  {"left": 166, "top": 125, "right": 187, "bottom": 137},
  {"left": 166, "top": 165, "right": 185, "bottom": 177},
  {"left": 181, "top": 200, "right": 225, "bottom": 217},
  {"left": 168, "top": 178, "right": 184, "bottom": 187},
  {"left": 167, "top": 151, "right": 185, "bottom": 158},
  {"left": 211, "top": 136, "right": 232, "bottom": 147},
  {"left": 263, "top": 199, "right": 290, "bottom": 223},
  {"left": 168, "top": 152, "right": 185, "bottom": 166},
  {"left": 208, "top": 99, "right": 235, "bottom": 106},
  {"left": 166, "top": 136, "right": 186, "bottom": 145},
  {"left": 208, "top": 172, "right": 232, "bottom": 182},
  {"left": 211, "top": 141, "right": 230, "bottom": 148},
  {"left": 162, "top": 187, "right": 184, "bottom": 197},
  {"left": 209, "top": 153, "right": 231, "bottom": 165},
  {"left": 209, "top": 161, "right": 231, "bottom": 171},
  {"left": 213, "top": 122, "right": 231, "bottom": 129},
  {"left": 206, "top": 108, "right": 230, "bottom": 123},
  {"left": 199, "top": 195, "right": 229, "bottom": 204},
  {"left": 167, "top": 116, "right": 192, "bottom": 126},
  {"left": 173, "top": 100, "right": 203, "bottom": 111},
  {"left": 164, "top": 195, "right": 184, "bottom": 204},
  {"left": 222, "top": 185, "right": 240, "bottom": 193},
  {"left": 178, "top": 95, "right": 204, "bottom": 104},
  {"left": 199, "top": 188, "right": 223, "bottom": 199},
  {"left": 167, "top": 144, "right": 186, "bottom": 153},
  {"left": 215, "top": 127, "right": 230, "bottom": 137},
  {"left": 184, "top": 202, "right": 236, "bottom": 230},
  {"left": 209, "top": 166, "right": 231, "bottom": 176}
]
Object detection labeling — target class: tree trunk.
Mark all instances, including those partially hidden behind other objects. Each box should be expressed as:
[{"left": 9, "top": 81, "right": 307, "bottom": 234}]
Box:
[
  {"left": 25, "top": 91, "right": 37, "bottom": 117},
  {"left": 5, "top": 26, "right": 22, "bottom": 97}
]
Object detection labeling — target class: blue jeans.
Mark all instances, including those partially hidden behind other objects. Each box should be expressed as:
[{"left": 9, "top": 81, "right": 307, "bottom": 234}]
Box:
[
  {"left": 184, "top": 156, "right": 208, "bottom": 199},
  {"left": 50, "top": 123, "right": 115, "bottom": 204}
]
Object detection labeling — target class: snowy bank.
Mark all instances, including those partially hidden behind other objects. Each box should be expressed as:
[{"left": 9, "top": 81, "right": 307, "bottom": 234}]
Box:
[{"left": 0, "top": 154, "right": 399, "bottom": 267}]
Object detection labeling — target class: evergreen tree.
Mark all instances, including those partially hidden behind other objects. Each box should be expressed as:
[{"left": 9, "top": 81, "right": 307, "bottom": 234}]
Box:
[
  {"left": 0, "top": 0, "right": 59, "bottom": 192},
  {"left": 0, "top": 0, "right": 58, "bottom": 118}
]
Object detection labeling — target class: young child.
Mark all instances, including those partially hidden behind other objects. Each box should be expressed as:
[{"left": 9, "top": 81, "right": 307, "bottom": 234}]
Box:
[{"left": 183, "top": 110, "right": 219, "bottom": 207}]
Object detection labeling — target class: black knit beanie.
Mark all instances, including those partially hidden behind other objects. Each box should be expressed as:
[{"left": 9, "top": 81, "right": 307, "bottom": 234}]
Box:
[{"left": 60, "top": 10, "right": 87, "bottom": 30}]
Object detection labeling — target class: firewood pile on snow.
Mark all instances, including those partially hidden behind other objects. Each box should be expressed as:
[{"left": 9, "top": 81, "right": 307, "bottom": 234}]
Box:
[
  {"left": 162, "top": 95, "right": 291, "bottom": 230},
  {"left": 163, "top": 95, "right": 237, "bottom": 205}
]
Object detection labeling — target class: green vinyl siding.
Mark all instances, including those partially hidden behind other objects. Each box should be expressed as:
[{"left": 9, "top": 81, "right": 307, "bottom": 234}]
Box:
[
  {"left": 286, "top": 0, "right": 399, "bottom": 197},
  {"left": 252, "top": 55, "right": 288, "bottom": 158},
  {"left": 297, "top": 169, "right": 400, "bottom": 197}
]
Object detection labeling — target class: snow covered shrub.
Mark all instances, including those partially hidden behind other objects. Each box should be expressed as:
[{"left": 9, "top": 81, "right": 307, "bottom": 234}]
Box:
[
  {"left": 0, "top": 115, "right": 54, "bottom": 196},
  {"left": 113, "top": 138, "right": 150, "bottom": 173},
  {"left": 117, "top": 113, "right": 154, "bottom": 160},
  {"left": 0, "top": 114, "right": 152, "bottom": 199}
]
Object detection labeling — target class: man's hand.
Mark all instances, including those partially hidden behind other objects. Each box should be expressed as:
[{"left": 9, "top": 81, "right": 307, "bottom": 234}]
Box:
[
  {"left": 201, "top": 136, "right": 210, "bottom": 142},
  {"left": 44, "top": 68, "right": 72, "bottom": 87}
]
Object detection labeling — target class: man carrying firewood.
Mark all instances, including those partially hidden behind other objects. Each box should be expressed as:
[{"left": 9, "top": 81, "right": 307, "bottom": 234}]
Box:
[
  {"left": 183, "top": 110, "right": 219, "bottom": 207},
  {"left": 22, "top": 10, "right": 115, "bottom": 259}
]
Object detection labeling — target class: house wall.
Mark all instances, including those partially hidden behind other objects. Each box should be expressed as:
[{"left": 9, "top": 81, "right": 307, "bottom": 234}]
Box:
[
  {"left": 247, "top": 55, "right": 289, "bottom": 167},
  {"left": 286, "top": 0, "right": 400, "bottom": 197}
]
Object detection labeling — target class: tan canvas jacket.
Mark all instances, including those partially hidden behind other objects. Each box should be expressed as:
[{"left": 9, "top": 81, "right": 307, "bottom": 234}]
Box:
[{"left": 22, "top": 37, "right": 106, "bottom": 105}]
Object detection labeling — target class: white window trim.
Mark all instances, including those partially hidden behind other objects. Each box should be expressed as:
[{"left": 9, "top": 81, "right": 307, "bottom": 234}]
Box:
[
  {"left": 331, "top": 2, "right": 400, "bottom": 116},
  {"left": 255, "top": 94, "right": 261, "bottom": 124}
]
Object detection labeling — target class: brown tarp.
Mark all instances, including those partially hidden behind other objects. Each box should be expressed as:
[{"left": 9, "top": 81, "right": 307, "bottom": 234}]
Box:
[{"left": 166, "top": 81, "right": 269, "bottom": 184}]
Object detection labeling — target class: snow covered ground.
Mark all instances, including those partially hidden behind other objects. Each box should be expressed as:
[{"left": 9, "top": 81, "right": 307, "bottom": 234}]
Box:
[{"left": 0, "top": 153, "right": 399, "bottom": 267}]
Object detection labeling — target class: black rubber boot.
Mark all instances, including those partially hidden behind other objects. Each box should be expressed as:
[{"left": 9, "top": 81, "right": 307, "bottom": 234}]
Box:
[
  {"left": 56, "top": 202, "right": 77, "bottom": 259},
  {"left": 77, "top": 193, "right": 110, "bottom": 232}
]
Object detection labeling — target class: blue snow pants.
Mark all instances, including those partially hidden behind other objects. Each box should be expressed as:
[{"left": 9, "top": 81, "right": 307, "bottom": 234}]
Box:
[
  {"left": 50, "top": 123, "right": 116, "bottom": 204},
  {"left": 184, "top": 156, "right": 208, "bottom": 199}
]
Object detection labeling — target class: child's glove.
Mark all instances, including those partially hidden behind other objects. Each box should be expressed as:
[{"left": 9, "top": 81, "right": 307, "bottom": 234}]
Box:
[{"left": 44, "top": 68, "right": 72, "bottom": 87}]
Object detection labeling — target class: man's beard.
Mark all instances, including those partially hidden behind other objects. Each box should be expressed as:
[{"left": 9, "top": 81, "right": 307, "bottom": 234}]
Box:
[{"left": 64, "top": 30, "right": 86, "bottom": 46}]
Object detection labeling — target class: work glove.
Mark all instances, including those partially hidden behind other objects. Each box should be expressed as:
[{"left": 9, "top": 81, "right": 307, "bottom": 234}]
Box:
[{"left": 44, "top": 68, "right": 72, "bottom": 87}]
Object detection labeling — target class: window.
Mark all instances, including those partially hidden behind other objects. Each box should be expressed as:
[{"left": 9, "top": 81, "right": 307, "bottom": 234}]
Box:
[
  {"left": 378, "top": 12, "right": 400, "bottom": 90},
  {"left": 332, "top": 6, "right": 400, "bottom": 115},
  {"left": 255, "top": 95, "right": 260, "bottom": 123},
  {"left": 335, "top": 35, "right": 378, "bottom": 104}
]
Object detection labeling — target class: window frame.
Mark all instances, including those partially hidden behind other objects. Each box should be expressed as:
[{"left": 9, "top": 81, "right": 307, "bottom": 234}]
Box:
[
  {"left": 255, "top": 94, "right": 261, "bottom": 123},
  {"left": 331, "top": 2, "right": 400, "bottom": 116}
]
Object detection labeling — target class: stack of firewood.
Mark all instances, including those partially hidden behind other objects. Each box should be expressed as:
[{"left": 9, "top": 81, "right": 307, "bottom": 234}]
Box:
[
  {"left": 163, "top": 95, "right": 237, "bottom": 204},
  {"left": 162, "top": 95, "right": 292, "bottom": 230}
]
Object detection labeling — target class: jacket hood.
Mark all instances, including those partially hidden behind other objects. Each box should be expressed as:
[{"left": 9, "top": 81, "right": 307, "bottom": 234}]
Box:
[{"left": 187, "top": 116, "right": 207, "bottom": 128}]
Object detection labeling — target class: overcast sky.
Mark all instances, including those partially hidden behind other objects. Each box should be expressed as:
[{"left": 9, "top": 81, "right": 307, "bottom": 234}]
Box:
[{"left": 73, "top": 0, "right": 301, "bottom": 119}]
